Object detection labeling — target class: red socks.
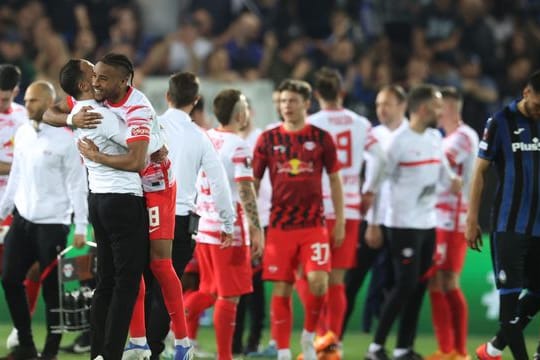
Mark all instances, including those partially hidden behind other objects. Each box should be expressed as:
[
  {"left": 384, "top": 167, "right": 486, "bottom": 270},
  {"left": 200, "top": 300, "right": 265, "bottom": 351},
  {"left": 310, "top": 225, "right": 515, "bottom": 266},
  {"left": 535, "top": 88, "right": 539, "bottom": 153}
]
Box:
[
  {"left": 129, "top": 277, "right": 146, "bottom": 337},
  {"left": 24, "top": 279, "right": 40, "bottom": 315},
  {"left": 303, "top": 290, "right": 325, "bottom": 333},
  {"left": 214, "top": 299, "right": 237, "bottom": 360},
  {"left": 271, "top": 296, "right": 292, "bottom": 349},
  {"left": 184, "top": 291, "right": 215, "bottom": 340},
  {"left": 327, "top": 284, "right": 346, "bottom": 338},
  {"left": 447, "top": 288, "right": 468, "bottom": 355},
  {"left": 429, "top": 290, "right": 455, "bottom": 354},
  {"left": 150, "top": 259, "right": 187, "bottom": 339}
]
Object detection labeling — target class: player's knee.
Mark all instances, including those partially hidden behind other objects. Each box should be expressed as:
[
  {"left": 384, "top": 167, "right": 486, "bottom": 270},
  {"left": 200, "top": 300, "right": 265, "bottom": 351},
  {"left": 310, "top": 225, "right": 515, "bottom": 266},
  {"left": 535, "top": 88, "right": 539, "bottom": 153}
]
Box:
[
  {"left": 307, "top": 272, "right": 329, "bottom": 296},
  {"left": 442, "top": 271, "right": 459, "bottom": 291}
]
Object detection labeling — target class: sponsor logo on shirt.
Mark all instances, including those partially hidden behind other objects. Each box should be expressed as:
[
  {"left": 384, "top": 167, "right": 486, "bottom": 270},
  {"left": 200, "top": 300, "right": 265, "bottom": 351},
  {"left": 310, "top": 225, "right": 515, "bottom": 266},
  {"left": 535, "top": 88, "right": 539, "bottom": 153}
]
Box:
[
  {"left": 511, "top": 137, "right": 540, "bottom": 152},
  {"left": 277, "top": 158, "right": 314, "bottom": 175},
  {"left": 131, "top": 126, "right": 150, "bottom": 137}
]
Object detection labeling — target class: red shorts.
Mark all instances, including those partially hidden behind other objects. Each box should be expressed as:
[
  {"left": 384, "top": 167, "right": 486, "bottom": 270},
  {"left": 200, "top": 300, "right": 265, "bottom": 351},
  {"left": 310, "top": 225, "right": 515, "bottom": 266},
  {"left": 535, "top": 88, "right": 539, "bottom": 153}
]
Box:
[
  {"left": 434, "top": 228, "right": 467, "bottom": 273},
  {"left": 263, "top": 226, "right": 331, "bottom": 283},
  {"left": 326, "top": 219, "right": 360, "bottom": 269},
  {"left": 196, "top": 243, "right": 253, "bottom": 297},
  {"left": 144, "top": 183, "right": 176, "bottom": 240}
]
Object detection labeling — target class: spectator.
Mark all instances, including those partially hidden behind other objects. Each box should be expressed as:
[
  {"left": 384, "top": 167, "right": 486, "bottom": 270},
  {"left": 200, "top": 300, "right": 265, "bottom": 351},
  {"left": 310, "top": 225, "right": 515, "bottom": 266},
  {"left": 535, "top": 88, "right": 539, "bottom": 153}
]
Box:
[
  {"left": 204, "top": 47, "right": 241, "bottom": 82},
  {"left": 412, "top": 0, "right": 462, "bottom": 63},
  {"left": 458, "top": 0, "right": 497, "bottom": 75},
  {"left": 140, "top": 18, "right": 213, "bottom": 76},
  {"left": 0, "top": 29, "right": 35, "bottom": 103},
  {"left": 261, "top": 33, "right": 311, "bottom": 85},
  {"left": 224, "top": 13, "right": 263, "bottom": 78},
  {"left": 459, "top": 53, "right": 498, "bottom": 135},
  {"left": 32, "top": 17, "right": 70, "bottom": 97}
]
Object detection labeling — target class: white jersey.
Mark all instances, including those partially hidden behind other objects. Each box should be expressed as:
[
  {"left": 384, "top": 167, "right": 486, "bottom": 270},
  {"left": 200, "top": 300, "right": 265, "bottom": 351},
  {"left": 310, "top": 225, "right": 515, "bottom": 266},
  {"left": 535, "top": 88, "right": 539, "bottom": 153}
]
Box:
[
  {"left": 0, "top": 103, "right": 27, "bottom": 199},
  {"left": 73, "top": 100, "right": 143, "bottom": 196},
  {"left": 196, "top": 129, "right": 253, "bottom": 246},
  {"left": 0, "top": 122, "right": 88, "bottom": 234},
  {"left": 366, "top": 120, "right": 409, "bottom": 224},
  {"left": 69, "top": 88, "right": 171, "bottom": 192},
  {"left": 436, "top": 124, "right": 479, "bottom": 231},
  {"left": 308, "top": 108, "right": 383, "bottom": 220},
  {"left": 159, "top": 108, "right": 235, "bottom": 233},
  {"left": 384, "top": 125, "right": 452, "bottom": 229}
]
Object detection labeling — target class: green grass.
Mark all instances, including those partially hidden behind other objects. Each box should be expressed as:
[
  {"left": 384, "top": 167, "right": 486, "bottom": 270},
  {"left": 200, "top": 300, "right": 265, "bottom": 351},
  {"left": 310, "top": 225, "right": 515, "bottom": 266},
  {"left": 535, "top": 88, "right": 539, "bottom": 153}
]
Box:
[{"left": 0, "top": 324, "right": 537, "bottom": 359}]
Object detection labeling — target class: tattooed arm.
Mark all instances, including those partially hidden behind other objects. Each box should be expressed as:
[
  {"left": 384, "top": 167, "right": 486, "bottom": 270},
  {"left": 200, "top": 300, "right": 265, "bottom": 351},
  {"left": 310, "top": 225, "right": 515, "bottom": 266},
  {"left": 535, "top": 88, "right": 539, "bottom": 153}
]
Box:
[{"left": 238, "top": 180, "right": 264, "bottom": 258}]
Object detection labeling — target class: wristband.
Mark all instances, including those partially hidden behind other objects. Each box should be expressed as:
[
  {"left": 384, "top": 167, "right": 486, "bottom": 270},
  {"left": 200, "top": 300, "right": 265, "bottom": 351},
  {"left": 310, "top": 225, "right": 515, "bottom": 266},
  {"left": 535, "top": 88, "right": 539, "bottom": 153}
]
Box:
[{"left": 66, "top": 113, "right": 74, "bottom": 126}]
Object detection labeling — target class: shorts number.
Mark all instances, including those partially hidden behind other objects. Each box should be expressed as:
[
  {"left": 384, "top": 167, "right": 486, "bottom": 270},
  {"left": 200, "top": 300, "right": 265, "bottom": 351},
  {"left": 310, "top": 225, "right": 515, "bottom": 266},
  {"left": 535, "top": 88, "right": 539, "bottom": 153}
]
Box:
[
  {"left": 310, "top": 243, "right": 330, "bottom": 265},
  {"left": 149, "top": 206, "right": 160, "bottom": 227}
]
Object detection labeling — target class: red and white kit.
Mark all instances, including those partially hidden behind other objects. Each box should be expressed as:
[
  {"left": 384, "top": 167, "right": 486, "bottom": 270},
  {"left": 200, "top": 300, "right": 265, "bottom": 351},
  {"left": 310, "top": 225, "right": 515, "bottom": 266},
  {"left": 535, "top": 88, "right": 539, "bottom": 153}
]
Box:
[
  {"left": 309, "top": 108, "right": 384, "bottom": 268},
  {"left": 0, "top": 103, "right": 26, "bottom": 201},
  {"left": 69, "top": 88, "right": 175, "bottom": 239},
  {"left": 384, "top": 125, "right": 453, "bottom": 230},
  {"left": 435, "top": 124, "right": 479, "bottom": 271},
  {"left": 196, "top": 128, "right": 253, "bottom": 297}
]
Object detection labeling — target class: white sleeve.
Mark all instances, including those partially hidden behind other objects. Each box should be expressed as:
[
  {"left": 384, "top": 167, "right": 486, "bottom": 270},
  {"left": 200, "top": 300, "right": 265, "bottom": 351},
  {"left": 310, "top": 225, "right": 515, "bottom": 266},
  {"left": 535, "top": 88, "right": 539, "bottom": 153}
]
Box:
[
  {"left": 200, "top": 135, "right": 236, "bottom": 234},
  {"left": 365, "top": 135, "right": 401, "bottom": 225},
  {"left": 362, "top": 136, "right": 386, "bottom": 194},
  {"left": 0, "top": 147, "right": 20, "bottom": 219},
  {"left": 439, "top": 142, "right": 456, "bottom": 186},
  {"left": 63, "top": 138, "right": 89, "bottom": 235}
]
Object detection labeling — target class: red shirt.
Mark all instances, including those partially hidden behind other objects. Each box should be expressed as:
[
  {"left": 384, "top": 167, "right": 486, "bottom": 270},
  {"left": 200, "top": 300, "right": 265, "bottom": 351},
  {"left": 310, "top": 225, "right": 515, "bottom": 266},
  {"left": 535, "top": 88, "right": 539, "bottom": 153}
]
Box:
[{"left": 253, "top": 123, "right": 339, "bottom": 230}]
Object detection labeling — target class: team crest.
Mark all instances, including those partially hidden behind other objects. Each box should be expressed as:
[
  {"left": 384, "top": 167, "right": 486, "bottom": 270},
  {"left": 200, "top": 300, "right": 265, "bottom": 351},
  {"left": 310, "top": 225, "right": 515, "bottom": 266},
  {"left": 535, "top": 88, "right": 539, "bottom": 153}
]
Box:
[{"left": 304, "top": 141, "right": 316, "bottom": 151}]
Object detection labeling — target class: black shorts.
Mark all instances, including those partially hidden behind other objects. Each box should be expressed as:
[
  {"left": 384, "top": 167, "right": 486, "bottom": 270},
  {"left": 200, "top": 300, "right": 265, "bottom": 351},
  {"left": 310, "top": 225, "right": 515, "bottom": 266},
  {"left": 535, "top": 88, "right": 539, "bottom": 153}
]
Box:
[{"left": 490, "top": 232, "right": 540, "bottom": 292}]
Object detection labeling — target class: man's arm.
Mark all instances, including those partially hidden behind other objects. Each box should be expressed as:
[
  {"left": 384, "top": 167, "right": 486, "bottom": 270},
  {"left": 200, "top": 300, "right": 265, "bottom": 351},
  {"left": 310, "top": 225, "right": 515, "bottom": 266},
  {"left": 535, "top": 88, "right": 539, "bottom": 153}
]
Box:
[
  {"left": 200, "top": 137, "right": 235, "bottom": 234},
  {"left": 43, "top": 98, "right": 102, "bottom": 128},
  {"left": 78, "top": 137, "right": 148, "bottom": 172},
  {"left": 329, "top": 171, "right": 345, "bottom": 247},
  {"left": 0, "top": 161, "right": 12, "bottom": 175},
  {"left": 465, "top": 157, "right": 490, "bottom": 251},
  {"left": 238, "top": 180, "right": 264, "bottom": 258},
  {"left": 362, "top": 140, "right": 386, "bottom": 216}
]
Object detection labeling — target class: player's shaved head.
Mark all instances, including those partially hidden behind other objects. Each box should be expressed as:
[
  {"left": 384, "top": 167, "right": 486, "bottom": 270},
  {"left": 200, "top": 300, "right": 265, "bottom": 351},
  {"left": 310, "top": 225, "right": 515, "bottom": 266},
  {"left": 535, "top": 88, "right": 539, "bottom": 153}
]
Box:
[
  {"left": 24, "top": 80, "right": 56, "bottom": 121},
  {"left": 27, "top": 81, "right": 56, "bottom": 102}
]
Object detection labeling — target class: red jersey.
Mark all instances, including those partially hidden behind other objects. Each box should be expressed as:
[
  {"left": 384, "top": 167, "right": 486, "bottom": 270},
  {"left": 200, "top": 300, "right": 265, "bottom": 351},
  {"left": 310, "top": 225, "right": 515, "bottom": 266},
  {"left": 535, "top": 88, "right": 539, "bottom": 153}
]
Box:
[{"left": 253, "top": 123, "right": 339, "bottom": 230}]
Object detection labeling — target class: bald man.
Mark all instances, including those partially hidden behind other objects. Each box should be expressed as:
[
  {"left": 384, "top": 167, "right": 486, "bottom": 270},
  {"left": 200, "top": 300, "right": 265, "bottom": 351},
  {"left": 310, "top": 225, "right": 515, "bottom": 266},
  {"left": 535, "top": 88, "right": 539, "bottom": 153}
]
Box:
[{"left": 0, "top": 81, "right": 88, "bottom": 360}]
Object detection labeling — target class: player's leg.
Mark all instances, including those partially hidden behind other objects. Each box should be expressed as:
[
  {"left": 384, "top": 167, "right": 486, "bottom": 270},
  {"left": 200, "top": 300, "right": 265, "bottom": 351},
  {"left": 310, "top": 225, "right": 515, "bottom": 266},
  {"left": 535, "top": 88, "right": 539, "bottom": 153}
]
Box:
[
  {"left": 442, "top": 231, "right": 469, "bottom": 358},
  {"left": 146, "top": 186, "right": 192, "bottom": 359},
  {"left": 96, "top": 194, "right": 149, "bottom": 360},
  {"left": 36, "top": 223, "right": 70, "bottom": 359},
  {"left": 487, "top": 232, "right": 529, "bottom": 360},
  {"left": 147, "top": 214, "right": 195, "bottom": 359},
  {"left": 300, "top": 227, "right": 331, "bottom": 360},
  {"left": 395, "top": 228, "right": 435, "bottom": 359},
  {"left": 325, "top": 220, "right": 359, "bottom": 341},
  {"left": 367, "top": 228, "right": 421, "bottom": 359},
  {"left": 486, "top": 234, "right": 540, "bottom": 358},
  {"left": 427, "top": 229, "right": 455, "bottom": 359},
  {"left": 212, "top": 243, "right": 252, "bottom": 360},
  {"left": 183, "top": 244, "right": 216, "bottom": 344},
  {"left": 1, "top": 212, "right": 39, "bottom": 359},
  {"left": 263, "top": 227, "right": 298, "bottom": 360},
  {"left": 24, "top": 262, "right": 41, "bottom": 316}
]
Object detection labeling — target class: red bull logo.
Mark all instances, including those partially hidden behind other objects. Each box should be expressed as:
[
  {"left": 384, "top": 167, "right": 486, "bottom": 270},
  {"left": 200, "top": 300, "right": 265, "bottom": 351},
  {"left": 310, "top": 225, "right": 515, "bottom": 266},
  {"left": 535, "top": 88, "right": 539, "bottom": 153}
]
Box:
[{"left": 277, "top": 158, "right": 314, "bottom": 175}]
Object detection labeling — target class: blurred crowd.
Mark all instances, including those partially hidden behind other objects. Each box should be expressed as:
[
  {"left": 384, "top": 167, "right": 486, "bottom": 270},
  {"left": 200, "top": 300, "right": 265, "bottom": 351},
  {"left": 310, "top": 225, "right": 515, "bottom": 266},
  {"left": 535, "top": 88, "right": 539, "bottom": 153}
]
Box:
[{"left": 1, "top": 0, "right": 539, "bottom": 134}]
